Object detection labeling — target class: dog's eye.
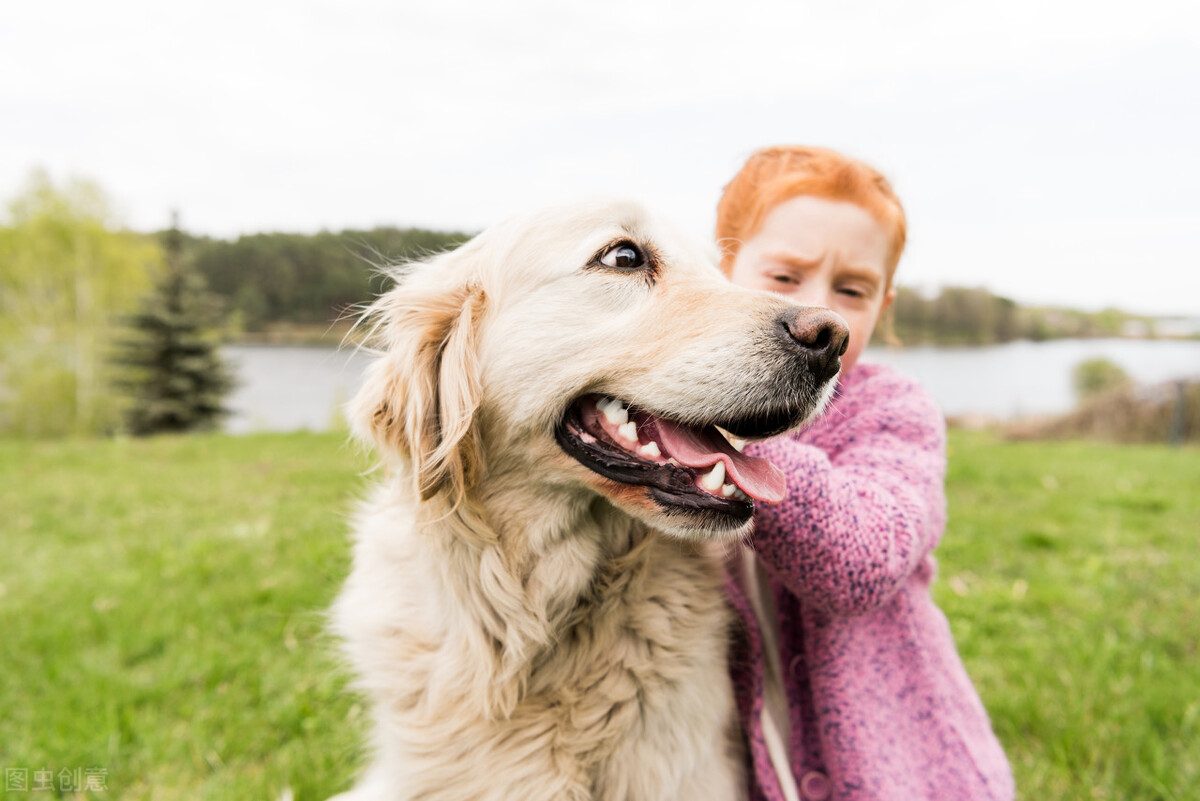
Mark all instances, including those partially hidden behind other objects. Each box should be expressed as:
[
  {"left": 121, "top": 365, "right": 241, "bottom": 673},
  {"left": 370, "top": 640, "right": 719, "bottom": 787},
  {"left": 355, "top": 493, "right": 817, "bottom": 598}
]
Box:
[{"left": 598, "top": 241, "right": 645, "bottom": 271}]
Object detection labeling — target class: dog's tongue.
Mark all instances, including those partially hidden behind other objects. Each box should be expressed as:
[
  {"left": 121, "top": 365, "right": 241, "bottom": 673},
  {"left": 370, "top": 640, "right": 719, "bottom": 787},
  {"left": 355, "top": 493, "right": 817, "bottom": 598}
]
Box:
[{"left": 653, "top": 419, "right": 787, "bottom": 504}]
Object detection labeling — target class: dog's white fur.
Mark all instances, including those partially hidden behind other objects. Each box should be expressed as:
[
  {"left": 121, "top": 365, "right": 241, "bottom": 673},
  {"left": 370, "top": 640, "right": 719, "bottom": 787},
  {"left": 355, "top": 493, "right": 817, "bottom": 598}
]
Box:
[{"left": 330, "top": 200, "right": 832, "bottom": 801}]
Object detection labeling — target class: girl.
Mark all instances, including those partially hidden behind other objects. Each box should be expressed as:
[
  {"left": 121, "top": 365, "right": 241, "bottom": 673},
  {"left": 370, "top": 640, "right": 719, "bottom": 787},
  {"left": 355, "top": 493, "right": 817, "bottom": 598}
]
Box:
[{"left": 717, "top": 146, "right": 1014, "bottom": 801}]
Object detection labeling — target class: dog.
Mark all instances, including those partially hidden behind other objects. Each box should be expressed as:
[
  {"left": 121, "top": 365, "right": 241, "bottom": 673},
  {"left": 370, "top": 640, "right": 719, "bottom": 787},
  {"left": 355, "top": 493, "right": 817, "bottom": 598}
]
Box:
[{"left": 329, "top": 199, "right": 848, "bottom": 801}]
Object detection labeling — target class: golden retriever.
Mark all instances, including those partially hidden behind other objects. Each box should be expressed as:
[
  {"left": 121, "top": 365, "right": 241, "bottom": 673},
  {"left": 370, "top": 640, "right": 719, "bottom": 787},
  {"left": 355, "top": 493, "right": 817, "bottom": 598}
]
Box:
[{"left": 329, "top": 199, "right": 848, "bottom": 801}]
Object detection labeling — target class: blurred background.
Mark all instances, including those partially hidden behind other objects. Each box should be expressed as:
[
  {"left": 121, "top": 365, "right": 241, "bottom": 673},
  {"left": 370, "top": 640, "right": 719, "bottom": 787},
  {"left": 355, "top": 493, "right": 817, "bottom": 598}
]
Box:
[
  {"left": 2, "top": 2, "right": 1198, "bottom": 799},
  {"left": 2, "top": 0, "right": 1198, "bottom": 439}
]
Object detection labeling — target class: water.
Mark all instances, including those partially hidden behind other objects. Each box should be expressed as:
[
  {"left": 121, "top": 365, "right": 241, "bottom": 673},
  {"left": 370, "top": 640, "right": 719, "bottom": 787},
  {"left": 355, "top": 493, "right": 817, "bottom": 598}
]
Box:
[
  {"left": 221, "top": 339, "right": 1200, "bottom": 434},
  {"left": 862, "top": 339, "right": 1200, "bottom": 419},
  {"left": 221, "top": 345, "right": 372, "bottom": 435}
]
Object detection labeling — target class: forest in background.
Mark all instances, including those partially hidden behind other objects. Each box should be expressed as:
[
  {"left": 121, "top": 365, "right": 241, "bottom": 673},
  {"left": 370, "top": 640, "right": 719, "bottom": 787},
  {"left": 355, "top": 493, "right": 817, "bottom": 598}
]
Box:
[
  {"left": 888, "top": 286, "right": 1153, "bottom": 345},
  {"left": 180, "top": 227, "right": 471, "bottom": 335},
  {"left": 169, "top": 226, "right": 1167, "bottom": 346}
]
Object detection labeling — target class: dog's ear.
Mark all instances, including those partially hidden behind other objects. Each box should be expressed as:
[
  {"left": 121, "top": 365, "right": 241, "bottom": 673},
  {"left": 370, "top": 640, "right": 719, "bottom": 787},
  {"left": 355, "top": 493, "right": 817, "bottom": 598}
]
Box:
[{"left": 351, "top": 277, "right": 487, "bottom": 502}]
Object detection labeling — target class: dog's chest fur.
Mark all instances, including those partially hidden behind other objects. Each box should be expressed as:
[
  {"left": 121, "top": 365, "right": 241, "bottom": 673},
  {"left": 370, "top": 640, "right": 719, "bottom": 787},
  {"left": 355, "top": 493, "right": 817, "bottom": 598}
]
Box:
[
  {"left": 526, "top": 532, "right": 741, "bottom": 799},
  {"left": 334, "top": 492, "right": 744, "bottom": 801}
]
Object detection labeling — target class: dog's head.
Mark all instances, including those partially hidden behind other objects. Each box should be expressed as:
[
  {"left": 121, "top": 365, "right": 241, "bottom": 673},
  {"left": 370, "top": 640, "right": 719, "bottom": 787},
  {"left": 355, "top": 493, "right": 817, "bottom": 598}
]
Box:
[{"left": 350, "top": 200, "right": 847, "bottom": 540}]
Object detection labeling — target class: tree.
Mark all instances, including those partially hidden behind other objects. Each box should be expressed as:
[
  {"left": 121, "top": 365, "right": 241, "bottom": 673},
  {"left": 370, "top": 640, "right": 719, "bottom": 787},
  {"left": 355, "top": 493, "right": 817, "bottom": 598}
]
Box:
[
  {"left": 113, "top": 214, "right": 235, "bottom": 435},
  {"left": 0, "top": 170, "right": 159, "bottom": 436}
]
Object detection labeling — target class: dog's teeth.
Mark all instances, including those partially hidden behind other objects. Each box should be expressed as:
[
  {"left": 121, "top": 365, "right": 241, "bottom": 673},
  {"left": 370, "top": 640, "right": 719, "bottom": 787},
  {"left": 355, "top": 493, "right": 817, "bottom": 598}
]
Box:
[
  {"left": 639, "top": 441, "right": 661, "bottom": 458},
  {"left": 717, "top": 427, "right": 747, "bottom": 453},
  {"left": 701, "top": 462, "right": 725, "bottom": 492},
  {"left": 733, "top": 487, "right": 750, "bottom": 502},
  {"left": 618, "top": 421, "right": 638, "bottom": 442},
  {"left": 721, "top": 483, "right": 737, "bottom": 497},
  {"left": 599, "top": 397, "right": 629, "bottom": 426},
  {"left": 667, "top": 457, "right": 679, "bottom": 466}
]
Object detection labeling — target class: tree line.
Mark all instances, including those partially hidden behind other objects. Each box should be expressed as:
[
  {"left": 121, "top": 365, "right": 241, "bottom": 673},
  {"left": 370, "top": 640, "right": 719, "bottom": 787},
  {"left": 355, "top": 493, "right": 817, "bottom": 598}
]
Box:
[
  {"left": 889, "top": 286, "right": 1149, "bottom": 346},
  {"left": 177, "top": 229, "right": 1154, "bottom": 346},
  {"left": 181, "top": 227, "right": 470, "bottom": 332}
]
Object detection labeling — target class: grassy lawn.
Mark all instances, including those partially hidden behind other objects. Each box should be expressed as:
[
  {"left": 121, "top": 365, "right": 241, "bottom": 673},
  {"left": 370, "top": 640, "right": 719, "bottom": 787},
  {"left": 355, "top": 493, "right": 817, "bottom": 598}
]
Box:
[
  {"left": 938, "top": 433, "right": 1200, "bottom": 799},
  {"left": 1, "top": 431, "right": 1197, "bottom": 799}
]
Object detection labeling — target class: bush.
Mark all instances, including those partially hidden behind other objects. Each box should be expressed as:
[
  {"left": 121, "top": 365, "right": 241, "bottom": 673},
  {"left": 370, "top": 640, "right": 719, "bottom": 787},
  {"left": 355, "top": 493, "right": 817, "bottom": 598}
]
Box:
[
  {"left": 1007, "top": 379, "right": 1199, "bottom": 444},
  {"left": 1072, "top": 358, "right": 1131, "bottom": 400}
]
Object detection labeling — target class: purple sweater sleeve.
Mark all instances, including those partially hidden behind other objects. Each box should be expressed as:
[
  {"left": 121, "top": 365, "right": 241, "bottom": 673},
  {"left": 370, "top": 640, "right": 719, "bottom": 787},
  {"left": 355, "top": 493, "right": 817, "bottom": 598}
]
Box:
[{"left": 745, "top": 367, "right": 947, "bottom": 617}]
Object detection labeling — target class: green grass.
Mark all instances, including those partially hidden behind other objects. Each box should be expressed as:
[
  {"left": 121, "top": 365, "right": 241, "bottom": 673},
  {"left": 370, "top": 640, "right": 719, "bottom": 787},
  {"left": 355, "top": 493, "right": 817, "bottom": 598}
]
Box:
[
  {"left": 1, "top": 432, "right": 1197, "bottom": 799},
  {"left": 938, "top": 433, "right": 1200, "bottom": 800},
  {"left": 0, "top": 433, "right": 367, "bottom": 799}
]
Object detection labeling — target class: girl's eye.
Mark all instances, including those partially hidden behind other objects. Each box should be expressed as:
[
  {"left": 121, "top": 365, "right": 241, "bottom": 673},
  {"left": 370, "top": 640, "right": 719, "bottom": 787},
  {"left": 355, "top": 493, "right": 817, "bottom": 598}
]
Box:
[
  {"left": 838, "top": 286, "right": 866, "bottom": 299},
  {"left": 598, "top": 241, "right": 645, "bottom": 271},
  {"left": 772, "top": 274, "right": 798, "bottom": 285}
]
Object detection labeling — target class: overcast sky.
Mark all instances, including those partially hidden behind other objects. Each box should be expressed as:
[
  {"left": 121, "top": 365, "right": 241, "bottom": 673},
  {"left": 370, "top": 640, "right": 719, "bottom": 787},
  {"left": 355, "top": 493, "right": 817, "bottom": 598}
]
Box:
[{"left": 2, "top": 0, "right": 1198, "bottom": 315}]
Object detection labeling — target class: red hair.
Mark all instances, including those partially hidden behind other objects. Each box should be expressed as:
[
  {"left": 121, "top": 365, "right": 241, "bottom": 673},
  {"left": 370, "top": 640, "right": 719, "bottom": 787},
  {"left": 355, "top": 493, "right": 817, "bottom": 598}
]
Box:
[{"left": 715, "top": 146, "right": 907, "bottom": 283}]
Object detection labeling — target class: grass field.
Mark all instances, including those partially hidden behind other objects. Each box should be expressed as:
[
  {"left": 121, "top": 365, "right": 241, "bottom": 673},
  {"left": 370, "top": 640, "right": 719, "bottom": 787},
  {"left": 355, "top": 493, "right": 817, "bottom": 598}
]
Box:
[{"left": 2, "top": 431, "right": 1197, "bottom": 799}]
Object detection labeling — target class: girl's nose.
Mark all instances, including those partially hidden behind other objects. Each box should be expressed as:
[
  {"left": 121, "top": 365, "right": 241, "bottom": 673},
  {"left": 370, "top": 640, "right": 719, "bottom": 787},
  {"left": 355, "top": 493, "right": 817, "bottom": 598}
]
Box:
[{"left": 794, "top": 286, "right": 831, "bottom": 309}]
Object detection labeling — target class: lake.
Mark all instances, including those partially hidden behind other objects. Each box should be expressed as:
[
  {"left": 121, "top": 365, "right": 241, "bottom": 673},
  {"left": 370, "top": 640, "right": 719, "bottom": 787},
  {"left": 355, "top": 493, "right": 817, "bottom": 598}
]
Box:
[{"left": 221, "top": 339, "right": 1200, "bottom": 434}]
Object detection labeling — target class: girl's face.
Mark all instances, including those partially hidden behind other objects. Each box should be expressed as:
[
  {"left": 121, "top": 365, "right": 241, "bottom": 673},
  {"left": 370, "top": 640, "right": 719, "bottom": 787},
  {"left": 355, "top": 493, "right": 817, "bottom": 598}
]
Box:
[{"left": 727, "top": 195, "right": 895, "bottom": 375}]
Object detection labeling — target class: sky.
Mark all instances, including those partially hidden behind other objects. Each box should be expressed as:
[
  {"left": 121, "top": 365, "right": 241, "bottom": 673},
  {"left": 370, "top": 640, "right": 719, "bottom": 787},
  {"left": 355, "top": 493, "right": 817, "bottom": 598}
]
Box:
[{"left": 2, "top": 0, "right": 1198, "bottom": 316}]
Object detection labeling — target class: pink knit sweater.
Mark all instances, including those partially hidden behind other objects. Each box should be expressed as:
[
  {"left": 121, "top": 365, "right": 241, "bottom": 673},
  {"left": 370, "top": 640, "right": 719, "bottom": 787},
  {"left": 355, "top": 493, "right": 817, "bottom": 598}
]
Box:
[{"left": 726, "top": 362, "right": 1014, "bottom": 801}]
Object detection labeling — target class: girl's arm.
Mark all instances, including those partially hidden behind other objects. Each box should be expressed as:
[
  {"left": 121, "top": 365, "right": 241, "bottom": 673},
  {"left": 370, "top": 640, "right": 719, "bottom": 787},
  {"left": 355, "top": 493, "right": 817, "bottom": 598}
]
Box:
[{"left": 745, "top": 369, "right": 947, "bottom": 617}]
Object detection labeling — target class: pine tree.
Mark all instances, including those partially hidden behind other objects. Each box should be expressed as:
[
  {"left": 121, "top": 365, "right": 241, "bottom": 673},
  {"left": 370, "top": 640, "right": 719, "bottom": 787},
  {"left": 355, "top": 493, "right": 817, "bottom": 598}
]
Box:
[{"left": 114, "top": 214, "right": 235, "bottom": 435}]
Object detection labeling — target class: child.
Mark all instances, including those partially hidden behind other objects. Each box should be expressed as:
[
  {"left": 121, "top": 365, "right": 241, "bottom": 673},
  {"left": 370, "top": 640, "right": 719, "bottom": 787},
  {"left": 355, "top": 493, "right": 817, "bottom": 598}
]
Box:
[{"left": 717, "top": 146, "right": 1014, "bottom": 801}]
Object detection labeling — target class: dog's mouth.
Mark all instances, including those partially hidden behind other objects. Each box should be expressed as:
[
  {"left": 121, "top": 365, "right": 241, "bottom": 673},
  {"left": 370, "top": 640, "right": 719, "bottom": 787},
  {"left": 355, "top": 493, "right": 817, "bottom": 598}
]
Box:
[{"left": 555, "top": 395, "right": 791, "bottom": 523}]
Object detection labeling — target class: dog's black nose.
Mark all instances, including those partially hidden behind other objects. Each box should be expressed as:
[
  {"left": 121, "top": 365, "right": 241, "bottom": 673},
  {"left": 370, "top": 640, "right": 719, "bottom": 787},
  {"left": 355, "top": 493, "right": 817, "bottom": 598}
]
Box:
[{"left": 778, "top": 308, "right": 850, "bottom": 383}]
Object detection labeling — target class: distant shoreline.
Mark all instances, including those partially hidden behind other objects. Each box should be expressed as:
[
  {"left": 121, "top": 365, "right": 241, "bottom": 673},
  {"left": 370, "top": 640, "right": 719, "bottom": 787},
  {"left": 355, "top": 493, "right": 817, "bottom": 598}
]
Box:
[
  {"left": 230, "top": 321, "right": 359, "bottom": 347},
  {"left": 226, "top": 325, "right": 1200, "bottom": 349}
]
